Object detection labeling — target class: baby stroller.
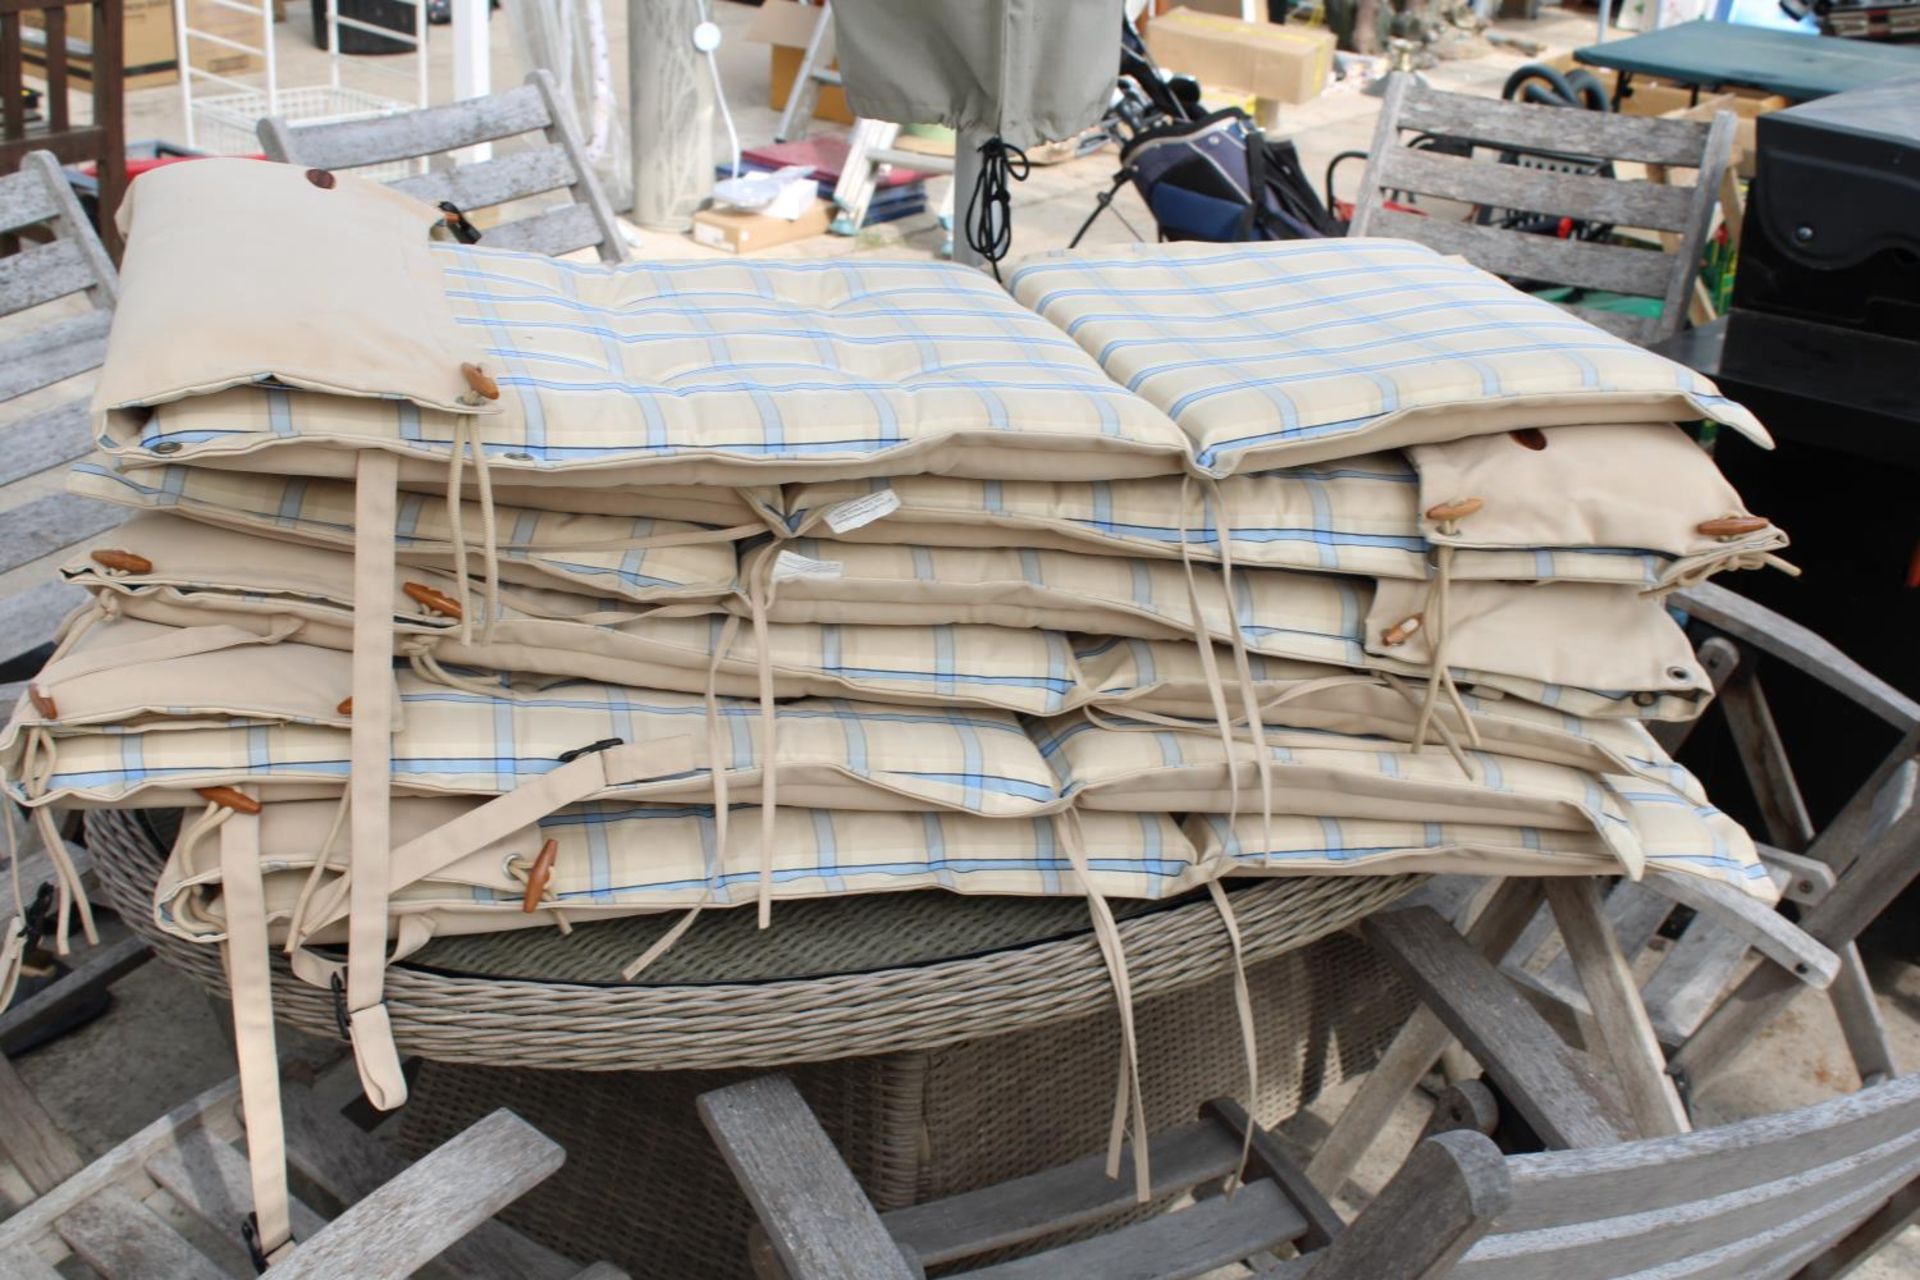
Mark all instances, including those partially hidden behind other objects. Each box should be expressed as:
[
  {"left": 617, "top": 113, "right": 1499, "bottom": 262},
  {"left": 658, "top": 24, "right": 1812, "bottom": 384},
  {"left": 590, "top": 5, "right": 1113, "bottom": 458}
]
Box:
[{"left": 1073, "top": 21, "right": 1338, "bottom": 247}]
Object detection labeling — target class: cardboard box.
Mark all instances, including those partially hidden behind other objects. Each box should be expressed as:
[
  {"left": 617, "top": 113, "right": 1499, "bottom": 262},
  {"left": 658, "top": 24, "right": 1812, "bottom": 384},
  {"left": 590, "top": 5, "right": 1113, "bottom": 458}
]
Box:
[
  {"left": 748, "top": 1, "right": 854, "bottom": 127},
  {"left": 28, "top": 0, "right": 264, "bottom": 92},
  {"left": 691, "top": 199, "right": 834, "bottom": 254},
  {"left": 1144, "top": 9, "right": 1335, "bottom": 109}
]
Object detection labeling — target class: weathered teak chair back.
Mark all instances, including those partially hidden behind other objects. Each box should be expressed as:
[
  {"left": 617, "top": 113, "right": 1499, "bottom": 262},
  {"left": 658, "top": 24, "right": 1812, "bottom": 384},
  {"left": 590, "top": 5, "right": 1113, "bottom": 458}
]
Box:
[
  {"left": 0, "top": 149, "right": 120, "bottom": 699},
  {"left": 1348, "top": 74, "right": 1732, "bottom": 345},
  {"left": 5, "top": 0, "right": 126, "bottom": 259},
  {"left": 257, "top": 68, "right": 627, "bottom": 263},
  {"left": 700, "top": 1071, "right": 1920, "bottom": 1279}
]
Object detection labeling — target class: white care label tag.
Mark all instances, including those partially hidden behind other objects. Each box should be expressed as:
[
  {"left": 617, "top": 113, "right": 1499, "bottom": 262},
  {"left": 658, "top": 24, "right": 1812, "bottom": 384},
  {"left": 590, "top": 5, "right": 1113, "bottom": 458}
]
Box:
[
  {"left": 821, "top": 488, "right": 902, "bottom": 534},
  {"left": 772, "top": 550, "right": 845, "bottom": 583}
]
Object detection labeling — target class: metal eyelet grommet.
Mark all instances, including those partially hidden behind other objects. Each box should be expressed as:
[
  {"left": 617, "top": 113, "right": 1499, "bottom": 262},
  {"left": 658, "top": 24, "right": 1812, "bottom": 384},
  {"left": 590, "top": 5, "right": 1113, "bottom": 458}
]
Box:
[
  {"left": 1509, "top": 428, "right": 1548, "bottom": 450},
  {"left": 1633, "top": 691, "right": 1659, "bottom": 707},
  {"left": 1666, "top": 666, "right": 1693, "bottom": 683},
  {"left": 504, "top": 452, "right": 534, "bottom": 462},
  {"left": 150, "top": 441, "right": 182, "bottom": 455},
  {"left": 305, "top": 168, "right": 336, "bottom": 189}
]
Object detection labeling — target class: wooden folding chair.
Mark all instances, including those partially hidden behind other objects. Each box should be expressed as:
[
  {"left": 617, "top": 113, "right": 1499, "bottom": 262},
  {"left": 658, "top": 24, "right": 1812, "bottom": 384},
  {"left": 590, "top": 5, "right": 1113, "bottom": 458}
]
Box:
[
  {"left": 0, "top": 1054, "right": 625, "bottom": 1279},
  {"left": 258, "top": 69, "right": 628, "bottom": 264},
  {"left": 1348, "top": 74, "right": 1734, "bottom": 344},
  {"left": 699, "top": 1069, "right": 1920, "bottom": 1279}
]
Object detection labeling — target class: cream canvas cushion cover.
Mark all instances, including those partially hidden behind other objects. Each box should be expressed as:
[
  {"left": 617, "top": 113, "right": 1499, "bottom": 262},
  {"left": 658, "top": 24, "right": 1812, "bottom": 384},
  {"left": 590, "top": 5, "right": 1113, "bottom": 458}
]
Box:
[
  {"left": 155, "top": 800, "right": 1204, "bottom": 947},
  {"left": 70, "top": 461, "right": 742, "bottom": 605},
  {"left": 1409, "top": 423, "right": 1785, "bottom": 588},
  {"left": 1008, "top": 238, "right": 1770, "bottom": 475}
]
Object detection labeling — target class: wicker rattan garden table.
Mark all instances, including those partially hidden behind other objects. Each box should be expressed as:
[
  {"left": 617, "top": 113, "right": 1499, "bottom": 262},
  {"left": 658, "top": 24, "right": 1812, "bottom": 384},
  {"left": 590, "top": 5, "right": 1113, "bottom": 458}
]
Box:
[{"left": 88, "top": 807, "right": 1418, "bottom": 1276}]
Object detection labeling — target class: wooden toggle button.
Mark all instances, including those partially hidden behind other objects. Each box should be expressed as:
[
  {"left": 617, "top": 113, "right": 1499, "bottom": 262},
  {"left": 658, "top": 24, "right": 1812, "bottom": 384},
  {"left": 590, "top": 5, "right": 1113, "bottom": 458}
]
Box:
[
  {"left": 337, "top": 697, "right": 353, "bottom": 716},
  {"left": 1509, "top": 427, "right": 1548, "bottom": 451},
  {"left": 1697, "top": 515, "right": 1769, "bottom": 539},
  {"left": 27, "top": 685, "right": 56, "bottom": 719},
  {"left": 459, "top": 362, "right": 500, "bottom": 403},
  {"left": 90, "top": 549, "right": 153, "bottom": 574},
  {"left": 1425, "top": 498, "right": 1484, "bottom": 523},
  {"left": 197, "top": 786, "right": 262, "bottom": 814},
  {"left": 1382, "top": 614, "right": 1424, "bottom": 647},
  {"left": 521, "top": 838, "right": 560, "bottom": 912},
  {"left": 402, "top": 581, "right": 464, "bottom": 620}
]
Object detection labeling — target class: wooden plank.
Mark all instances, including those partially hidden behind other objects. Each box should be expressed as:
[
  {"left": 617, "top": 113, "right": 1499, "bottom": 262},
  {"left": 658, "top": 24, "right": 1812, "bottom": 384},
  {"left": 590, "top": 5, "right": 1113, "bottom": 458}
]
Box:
[
  {"left": 529, "top": 68, "right": 628, "bottom": 264},
  {"left": 0, "top": 1051, "right": 84, "bottom": 1193},
  {"left": 1674, "top": 583, "right": 1920, "bottom": 737},
  {"left": 1345, "top": 71, "right": 1413, "bottom": 238},
  {"left": 0, "top": 1249, "right": 63, "bottom": 1279},
  {"left": 1362, "top": 907, "right": 1630, "bottom": 1150},
  {"left": 263, "top": 1110, "right": 563, "bottom": 1280},
  {"left": 278, "top": 1085, "right": 579, "bottom": 1280},
  {"left": 1373, "top": 147, "right": 1697, "bottom": 231},
  {"left": 1643, "top": 915, "right": 1753, "bottom": 1048},
  {"left": 1496, "top": 1075, "right": 1920, "bottom": 1234},
  {"left": 1306, "top": 879, "right": 1544, "bottom": 1193},
  {"left": 1398, "top": 84, "right": 1717, "bottom": 167},
  {"left": 25, "top": 151, "right": 117, "bottom": 307},
  {"left": 1644, "top": 872, "right": 1840, "bottom": 988},
  {"left": 1526, "top": 879, "right": 1674, "bottom": 1012},
  {"left": 958, "top": 1179, "right": 1300, "bottom": 1280},
  {"left": 885, "top": 1117, "right": 1248, "bottom": 1265},
  {"left": 389, "top": 147, "right": 580, "bottom": 213},
  {"left": 0, "top": 166, "right": 61, "bottom": 235},
  {"left": 1721, "top": 669, "right": 1817, "bottom": 851},
  {"left": 1796, "top": 1177, "right": 1920, "bottom": 1280},
  {"left": 0, "top": 240, "right": 93, "bottom": 318},
  {"left": 567, "top": 1266, "right": 632, "bottom": 1280},
  {"left": 1205, "top": 1096, "right": 1343, "bottom": 1248},
  {"left": 1544, "top": 878, "right": 1690, "bottom": 1138},
  {"left": 1671, "top": 771, "right": 1920, "bottom": 1087},
  {"left": 0, "top": 306, "right": 111, "bottom": 400},
  {"left": 0, "top": 578, "right": 86, "bottom": 663},
  {"left": 265, "top": 84, "right": 551, "bottom": 171},
  {"left": 1654, "top": 110, "right": 1734, "bottom": 341},
  {"left": 1828, "top": 943, "right": 1897, "bottom": 1087},
  {"left": 1466, "top": 1137, "right": 1920, "bottom": 1280},
  {"left": 1366, "top": 207, "right": 1675, "bottom": 299},
  {"left": 699, "top": 1076, "right": 919, "bottom": 1280},
  {"left": 0, "top": 490, "right": 122, "bottom": 577},
  {"left": 471, "top": 201, "right": 605, "bottom": 258},
  {"left": 145, "top": 1125, "right": 331, "bottom": 1244},
  {"left": 56, "top": 1185, "right": 228, "bottom": 1280},
  {"left": 1759, "top": 844, "right": 1837, "bottom": 905},
  {"left": 1272, "top": 1132, "right": 1510, "bottom": 1280},
  {"left": 0, "top": 933, "right": 152, "bottom": 1055},
  {"left": 0, "top": 399, "right": 95, "bottom": 487}
]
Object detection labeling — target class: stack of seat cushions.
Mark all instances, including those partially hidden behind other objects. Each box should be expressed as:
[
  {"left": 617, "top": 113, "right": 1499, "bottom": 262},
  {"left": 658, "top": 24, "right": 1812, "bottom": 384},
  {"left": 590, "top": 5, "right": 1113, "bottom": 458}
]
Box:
[
  {"left": 0, "top": 161, "right": 1797, "bottom": 1226},
  {"left": 0, "top": 162, "right": 1796, "bottom": 1063}
]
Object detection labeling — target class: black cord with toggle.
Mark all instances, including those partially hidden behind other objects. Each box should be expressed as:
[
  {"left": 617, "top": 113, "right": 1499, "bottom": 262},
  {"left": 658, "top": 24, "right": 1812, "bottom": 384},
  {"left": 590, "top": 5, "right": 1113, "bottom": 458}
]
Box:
[{"left": 964, "top": 136, "right": 1030, "bottom": 280}]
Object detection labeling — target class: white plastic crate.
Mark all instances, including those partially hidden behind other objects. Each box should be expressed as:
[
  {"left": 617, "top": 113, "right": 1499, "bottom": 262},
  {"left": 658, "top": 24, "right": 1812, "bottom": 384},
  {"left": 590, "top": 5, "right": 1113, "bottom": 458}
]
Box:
[{"left": 190, "top": 84, "right": 421, "bottom": 180}]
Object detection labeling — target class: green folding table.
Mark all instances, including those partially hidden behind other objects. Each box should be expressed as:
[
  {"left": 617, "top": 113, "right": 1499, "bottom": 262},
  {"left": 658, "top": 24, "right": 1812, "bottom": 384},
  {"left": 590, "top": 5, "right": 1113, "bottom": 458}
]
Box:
[{"left": 1576, "top": 20, "right": 1920, "bottom": 105}]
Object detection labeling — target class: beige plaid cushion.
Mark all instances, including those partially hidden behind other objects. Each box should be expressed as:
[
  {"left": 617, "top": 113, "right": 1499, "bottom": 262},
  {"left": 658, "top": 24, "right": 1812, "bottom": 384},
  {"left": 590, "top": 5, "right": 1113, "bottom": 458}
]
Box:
[
  {"left": 155, "top": 800, "right": 1207, "bottom": 945},
  {"left": 784, "top": 438, "right": 1780, "bottom": 589},
  {"left": 1008, "top": 238, "right": 1770, "bottom": 474},
  {"left": 70, "top": 462, "right": 741, "bottom": 605},
  {"left": 744, "top": 538, "right": 1708, "bottom": 717}
]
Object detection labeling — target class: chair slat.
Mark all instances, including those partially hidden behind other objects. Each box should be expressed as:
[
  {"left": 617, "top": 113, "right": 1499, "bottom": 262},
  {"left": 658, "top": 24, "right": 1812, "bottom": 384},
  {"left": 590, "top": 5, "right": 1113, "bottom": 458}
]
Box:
[
  {"left": 1640, "top": 911, "right": 1752, "bottom": 1046},
  {"left": 0, "top": 490, "right": 121, "bottom": 576},
  {"left": 0, "top": 1248, "right": 63, "bottom": 1280},
  {"left": 0, "top": 164, "right": 62, "bottom": 234},
  {"left": 145, "top": 1125, "right": 332, "bottom": 1244},
  {"left": 0, "top": 307, "right": 112, "bottom": 402},
  {"left": 263, "top": 83, "right": 551, "bottom": 170},
  {"left": 1460, "top": 1133, "right": 1920, "bottom": 1280},
  {"left": 471, "top": 201, "right": 606, "bottom": 258},
  {"left": 261, "top": 1109, "right": 563, "bottom": 1280},
  {"left": 885, "top": 1118, "right": 1247, "bottom": 1265},
  {"left": 0, "top": 239, "right": 95, "bottom": 317},
  {"left": 1398, "top": 86, "right": 1716, "bottom": 167},
  {"left": 1367, "top": 208, "right": 1674, "bottom": 299},
  {"left": 1373, "top": 147, "right": 1697, "bottom": 232},
  {"left": 1496, "top": 1074, "right": 1920, "bottom": 1233},
  {"left": 56, "top": 1186, "right": 229, "bottom": 1280},
  {"left": 957, "top": 1179, "right": 1301, "bottom": 1280},
  {"left": 0, "top": 398, "right": 95, "bottom": 487},
  {"left": 0, "top": 577, "right": 84, "bottom": 662},
  {"left": 390, "top": 146, "right": 581, "bottom": 213}
]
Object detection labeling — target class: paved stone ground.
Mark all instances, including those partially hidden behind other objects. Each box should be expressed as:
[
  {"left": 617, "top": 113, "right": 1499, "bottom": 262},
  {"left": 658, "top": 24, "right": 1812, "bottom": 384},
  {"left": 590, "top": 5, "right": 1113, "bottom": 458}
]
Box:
[{"left": 10, "top": 5, "right": 1916, "bottom": 1275}]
